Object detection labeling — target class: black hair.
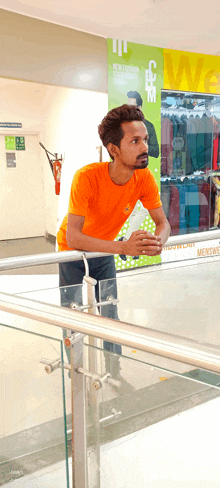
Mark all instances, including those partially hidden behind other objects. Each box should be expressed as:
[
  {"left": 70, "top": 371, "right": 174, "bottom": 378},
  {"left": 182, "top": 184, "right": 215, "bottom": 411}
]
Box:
[
  {"left": 127, "top": 91, "right": 143, "bottom": 107},
  {"left": 98, "top": 104, "right": 144, "bottom": 159}
]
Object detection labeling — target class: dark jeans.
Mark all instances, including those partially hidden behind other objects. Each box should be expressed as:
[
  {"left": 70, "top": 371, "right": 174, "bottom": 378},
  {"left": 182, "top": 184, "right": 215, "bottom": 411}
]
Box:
[{"left": 59, "top": 255, "right": 122, "bottom": 365}]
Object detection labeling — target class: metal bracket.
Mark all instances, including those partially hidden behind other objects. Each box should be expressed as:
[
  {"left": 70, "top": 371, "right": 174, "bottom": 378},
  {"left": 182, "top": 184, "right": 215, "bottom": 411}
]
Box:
[
  {"left": 99, "top": 408, "right": 122, "bottom": 424},
  {"left": 75, "top": 367, "right": 121, "bottom": 390},
  {"left": 40, "top": 358, "right": 71, "bottom": 374},
  {"left": 64, "top": 332, "right": 85, "bottom": 349},
  {"left": 70, "top": 296, "right": 119, "bottom": 312}
]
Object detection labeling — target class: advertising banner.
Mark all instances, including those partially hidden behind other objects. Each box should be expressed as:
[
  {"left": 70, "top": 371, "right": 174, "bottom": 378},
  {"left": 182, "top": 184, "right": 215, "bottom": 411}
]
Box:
[
  {"left": 163, "top": 49, "right": 220, "bottom": 94},
  {"left": 107, "top": 38, "right": 164, "bottom": 271},
  {"left": 161, "top": 239, "right": 220, "bottom": 263}
]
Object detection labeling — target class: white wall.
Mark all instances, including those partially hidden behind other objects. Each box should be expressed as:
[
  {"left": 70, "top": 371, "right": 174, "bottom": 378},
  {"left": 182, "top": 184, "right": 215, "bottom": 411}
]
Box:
[{"left": 0, "top": 77, "right": 109, "bottom": 238}]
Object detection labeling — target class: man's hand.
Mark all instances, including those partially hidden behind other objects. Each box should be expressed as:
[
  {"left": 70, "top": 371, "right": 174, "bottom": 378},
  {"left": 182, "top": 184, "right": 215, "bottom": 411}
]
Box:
[{"left": 122, "top": 230, "right": 163, "bottom": 257}]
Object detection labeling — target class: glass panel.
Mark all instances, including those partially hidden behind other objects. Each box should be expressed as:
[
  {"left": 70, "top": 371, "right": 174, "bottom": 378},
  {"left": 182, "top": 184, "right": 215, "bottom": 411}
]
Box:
[
  {"left": 16, "top": 283, "right": 83, "bottom": 308},
  {"left": 161, "top": 90, "right": 220, "bottom": 240},
  {"left": 0, "top": 324, "right": 70, "bottom": 488},
  {"left": 85, "top": 344, "right": 220, "bottom": 488},
  {"left": 17, "top": 282, "right": 84, "bottom": 478},
  {"left": 99, "top": 260, "right": 220, "bottom": 343},
  {"left": 99, "top": 257, "right": 220, "bottom": 347}
]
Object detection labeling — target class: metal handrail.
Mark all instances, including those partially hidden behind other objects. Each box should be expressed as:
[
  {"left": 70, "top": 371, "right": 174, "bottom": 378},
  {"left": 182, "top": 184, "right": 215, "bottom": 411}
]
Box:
[
  {"left": 0, "top": 229, "right": 220, "bottom": 271},
  {"left": 0, "top": 291, "right": 220, "bottom": 374}
]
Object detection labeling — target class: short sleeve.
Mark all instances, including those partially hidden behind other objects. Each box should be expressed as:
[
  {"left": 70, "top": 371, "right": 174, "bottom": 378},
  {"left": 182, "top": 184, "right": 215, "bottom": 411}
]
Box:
[
  {"left": 139, "top": 169, "right": 162, "bottom": 210},
  {"left": 68, "top": 170, "right": 93, "bottom": 216}
]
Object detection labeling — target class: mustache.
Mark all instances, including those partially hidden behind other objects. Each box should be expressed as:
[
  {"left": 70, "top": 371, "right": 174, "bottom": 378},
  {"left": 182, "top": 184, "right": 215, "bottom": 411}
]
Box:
[{"left": 137, "top": 153, "right": 148, "bottom": 160}]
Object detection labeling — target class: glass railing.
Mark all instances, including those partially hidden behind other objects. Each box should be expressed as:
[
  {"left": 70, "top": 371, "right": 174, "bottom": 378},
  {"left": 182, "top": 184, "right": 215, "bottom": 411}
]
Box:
[
  {"left": 1, "top": 248, "right": 220, "bottom": 487},
  {"left": 99, "top": 257, "right": 220, "bottom": 344},
  {"left": 86, "top": 344, "right": 220, "bottom": 488},
  {"left": 0, "top": 322, "right": 70, "bottom": 488},
  {"left": 17, "top": 254, "right": 220, "bottom": 348},
  {"left": 0, "top": 287, "right": 220, "bottom": 487}
]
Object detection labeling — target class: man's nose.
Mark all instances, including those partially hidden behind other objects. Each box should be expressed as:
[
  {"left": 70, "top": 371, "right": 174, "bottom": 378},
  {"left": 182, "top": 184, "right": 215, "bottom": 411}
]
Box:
[{"left": 142, "top": 139, "right": 148, "bottom": 152}]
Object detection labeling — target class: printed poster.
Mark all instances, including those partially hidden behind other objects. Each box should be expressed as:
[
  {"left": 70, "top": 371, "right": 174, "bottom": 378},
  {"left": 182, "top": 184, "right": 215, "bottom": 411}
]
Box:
[{"left": 107, "top": 38, "right": 164, "bottom": 270}]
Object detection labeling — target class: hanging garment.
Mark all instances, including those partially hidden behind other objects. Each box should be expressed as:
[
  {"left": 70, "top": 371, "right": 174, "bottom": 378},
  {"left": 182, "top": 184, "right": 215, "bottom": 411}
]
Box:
[
  {"left": 212, "top": 176, "right": 220, "bottom": 226},
  {"left": 177, "top": 180, "right": 188, "bottom": 235},
  {"left": 196, "top": 117, "right": 205, "bottom": 171},
  {"left": 218, "top": 138, "right": 220, "bottom": 169},
  {"left": 161, "top": 117, "right": 173, "bottom": 175},
  {"left": 161, "top": 117, "right": 169, "bottom": 175},
  {"left": 214, "top": 195, "right": 219, "bottom": 226},
  {"left": 213, "top": 136, "right": 219, "bottom": 170},
  {"left": 210, "top": 180, "right": 217, "bottom": 228},
  {"left": 218, "top": 192, "right": 220, "bottom": 226},
  {"left": 168, "top": 183, "right": 180, "bottom": 235},
  {"left": 181, "top": 115, "right": 191, "bottom": 175},
  {"left": 202, "top": 115, "right": 213, "bottom": 169},
  {"left": 211, "top": 117, "right": 220, "bottom": 170},
  {"left": 161, "top": 181, "right": 171, "bottom": 219},
  {"left": 185, "top": 179, "right": 200, "bottom": 233},
  {"left": 187, "top": 117, "right": 197, "bottom": 173},
  {"left": 198, "top": 179, "right": 210, "bottom": 231}
]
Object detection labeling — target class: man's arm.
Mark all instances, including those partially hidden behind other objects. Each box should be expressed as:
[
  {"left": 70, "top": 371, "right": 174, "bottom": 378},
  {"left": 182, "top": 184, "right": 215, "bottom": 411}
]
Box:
[
  {"left": 66, "top": 213, "right": 162, "bottom": 256},
  {"left": 148, "top": 206, "right": 171, "bottom": 255},
  {"left": 66, "top": 214, "right": 123, "bottom": 254}
]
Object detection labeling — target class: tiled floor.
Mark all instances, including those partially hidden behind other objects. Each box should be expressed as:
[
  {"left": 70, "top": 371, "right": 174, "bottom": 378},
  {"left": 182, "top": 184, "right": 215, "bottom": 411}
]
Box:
[
  {"left": 5, "top": 396, "right": 220, "bottom": 487},
  {"left": 0, "top": 237, "right": 58, "bottom": 275}
]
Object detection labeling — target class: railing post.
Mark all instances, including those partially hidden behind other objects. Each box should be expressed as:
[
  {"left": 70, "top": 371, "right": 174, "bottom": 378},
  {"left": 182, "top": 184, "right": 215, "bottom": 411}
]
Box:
[
  {"left": 82, "top": 256, "right": 101, "bottom": 488},
  {"left": 71, "top": 332, "right": 88, "bottom": 488}
]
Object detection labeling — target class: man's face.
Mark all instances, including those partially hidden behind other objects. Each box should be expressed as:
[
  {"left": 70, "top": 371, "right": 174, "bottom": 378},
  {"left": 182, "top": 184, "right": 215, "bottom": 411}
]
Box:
[
  {"left": 115, "top": 121, "right": 149, "bottom": 170},
  {"left": 127, "top": 97, "right": 142, "bottom": 111}
]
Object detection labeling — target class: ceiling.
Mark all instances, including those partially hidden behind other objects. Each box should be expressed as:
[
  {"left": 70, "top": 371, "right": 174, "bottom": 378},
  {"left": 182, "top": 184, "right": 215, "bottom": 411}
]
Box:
[{"left": 0, "top": 0, "right": 220, "bottom": 56}]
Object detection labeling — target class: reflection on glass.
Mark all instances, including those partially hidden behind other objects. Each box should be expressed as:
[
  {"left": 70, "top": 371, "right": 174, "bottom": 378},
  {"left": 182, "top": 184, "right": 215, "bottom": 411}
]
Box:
[
  {"left": 85, "top": 344, "right": 220, "bottom": 488},
  {"left": 99, "top": 259, "right": 220, "bottom": 346},
  {"left": 0, "top": 325, "right": 69, "bottom": 487},
  {"left": 161, "top": 90, "right": 220, "bottom": 237}
]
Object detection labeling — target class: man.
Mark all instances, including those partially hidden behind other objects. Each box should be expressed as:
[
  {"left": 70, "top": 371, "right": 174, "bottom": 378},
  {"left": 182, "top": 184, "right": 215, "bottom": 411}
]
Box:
[
  {"left": 57, "top": 104, "right": 170, "bottom": 379},
  {"left": 127, "top": 91, "right": 159, "bottom": 159},
  {"left": 118, "top": 91, "right": 160, "bottom": 260}
]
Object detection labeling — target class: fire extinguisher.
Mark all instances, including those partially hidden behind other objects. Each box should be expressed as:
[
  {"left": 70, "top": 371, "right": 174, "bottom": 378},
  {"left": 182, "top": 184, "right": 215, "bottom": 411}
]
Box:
[
  {"left": 53, "top": 155, "right": 62, "bottom": 195},
  {"left": 39, "top": 143, "right": 63, "bottom": 195}
]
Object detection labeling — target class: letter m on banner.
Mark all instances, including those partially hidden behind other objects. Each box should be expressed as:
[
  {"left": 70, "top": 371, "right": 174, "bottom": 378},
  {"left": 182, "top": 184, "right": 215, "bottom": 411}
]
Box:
[{"left": 145, "top": 60, "right": 157, "bottom": 103}]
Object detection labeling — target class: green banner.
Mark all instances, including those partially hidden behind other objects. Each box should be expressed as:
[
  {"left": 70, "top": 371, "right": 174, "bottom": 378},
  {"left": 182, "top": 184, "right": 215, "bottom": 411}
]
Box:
[
  {"left": 107, "top": 39, "right": 164, "bottom": 270},
  {"left": 5, "top": 136, "right": 15, "bottom": 150}
]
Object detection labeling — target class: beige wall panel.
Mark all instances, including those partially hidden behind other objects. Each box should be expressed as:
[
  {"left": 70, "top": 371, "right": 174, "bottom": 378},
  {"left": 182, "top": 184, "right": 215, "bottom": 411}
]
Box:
[{"left": 0, "top": 9, "right": 107, "bottom": 92}]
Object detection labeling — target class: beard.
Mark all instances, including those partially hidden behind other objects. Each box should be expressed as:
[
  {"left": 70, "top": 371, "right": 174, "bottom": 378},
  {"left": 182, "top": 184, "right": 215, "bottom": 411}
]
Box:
[{"left": 133, "top": 154, "right": 149, "bottom": 169}]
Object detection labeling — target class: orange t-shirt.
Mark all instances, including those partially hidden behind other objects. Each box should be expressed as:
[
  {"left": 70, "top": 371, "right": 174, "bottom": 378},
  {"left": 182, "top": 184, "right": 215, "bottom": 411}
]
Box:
[{"left": 57, "top": 162, "right": 162, "bottom": 251}]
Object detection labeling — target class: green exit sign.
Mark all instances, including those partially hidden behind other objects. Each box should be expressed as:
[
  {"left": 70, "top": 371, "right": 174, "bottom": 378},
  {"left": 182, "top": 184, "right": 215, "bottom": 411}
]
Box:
[{"left": 16, "top": 137, "right": 25, "bottom": 150}]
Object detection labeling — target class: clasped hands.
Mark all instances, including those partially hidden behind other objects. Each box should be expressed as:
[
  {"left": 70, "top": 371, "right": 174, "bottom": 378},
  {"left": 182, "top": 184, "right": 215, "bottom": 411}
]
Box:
[{"left": 122, "top": 230, "right": 163, "bottom": 257}]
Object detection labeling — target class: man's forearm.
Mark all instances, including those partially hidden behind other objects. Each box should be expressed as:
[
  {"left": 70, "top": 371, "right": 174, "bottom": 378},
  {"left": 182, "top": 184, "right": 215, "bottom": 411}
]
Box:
[
  {"left": 67, "top": 230, "right": 124, "bottom": 255},
  {"left": 154, "top": 221, "right": 171, "bottom": 246}
]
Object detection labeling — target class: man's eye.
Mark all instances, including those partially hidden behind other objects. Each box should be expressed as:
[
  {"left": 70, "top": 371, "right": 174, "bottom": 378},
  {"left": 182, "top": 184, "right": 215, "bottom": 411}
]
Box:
[{"left": 132, "top": 139, "right": 138, "bottom": 143}]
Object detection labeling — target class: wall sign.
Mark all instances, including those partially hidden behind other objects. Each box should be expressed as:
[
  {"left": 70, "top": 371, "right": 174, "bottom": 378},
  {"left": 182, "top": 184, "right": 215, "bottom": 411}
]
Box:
[
  {"left": 16, "top": 136, "right": 25, "bottom": 150},
  {"left": 6, "top": 153, "right": 16, "bottom": 168},
  {"left": 5, "top": 136, "right": 15, "bottom": 150},
  {"left": 0, "top": 123, "right": 22, "bottom": 128}
]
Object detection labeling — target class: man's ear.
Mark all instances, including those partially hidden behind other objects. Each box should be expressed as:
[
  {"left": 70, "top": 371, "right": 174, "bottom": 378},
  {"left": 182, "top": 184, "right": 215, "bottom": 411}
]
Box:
[{"left": 107, "top": 142, "right": 119, "bottom": 158}]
